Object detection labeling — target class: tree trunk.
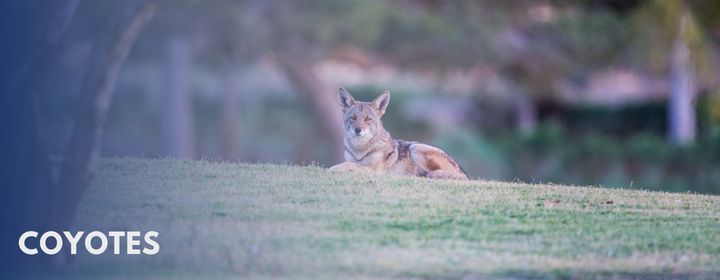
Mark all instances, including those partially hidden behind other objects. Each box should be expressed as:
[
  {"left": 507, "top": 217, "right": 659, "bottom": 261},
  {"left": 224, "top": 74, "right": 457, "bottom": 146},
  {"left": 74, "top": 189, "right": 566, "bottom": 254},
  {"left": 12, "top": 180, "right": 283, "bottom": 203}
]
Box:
[
  {"left": 275, "top": 54, "right": 344, "bottom": 164},
  {"left": 514, "top": 92, "right": 537, "bottom": 136},
  {"left": 220, "top": 70, "right": 240, "bottom": 161},
  {"left": 668, "top": 10, "right": 697, "bottom": 145},
  {"left": 1, "top": 0, "right": 157, "bottom": 269},
  {"left": 162, "top": 36, "right": 195, "bottom": 159},
  {"left": 2, "top": 0, "right": 83, "bottom": 256},
  {"left": 55, "top": 0, "right": 159, "bottom": 230}
]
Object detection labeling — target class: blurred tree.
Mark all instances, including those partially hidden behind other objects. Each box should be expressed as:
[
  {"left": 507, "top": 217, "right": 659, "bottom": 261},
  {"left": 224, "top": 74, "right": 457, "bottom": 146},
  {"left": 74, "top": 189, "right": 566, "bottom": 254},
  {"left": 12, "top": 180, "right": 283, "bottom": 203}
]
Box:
[
  {"left": 668, "top": 8, "right": 697, "bottom": 145},
  {"left": 1, "top": 0, "right": 158, "bottom": 267},
  {"left": 243, "top": 0, "right": 392, "bottom": 164},
  {"left": 144, "top": 0, "right": 391, "bottom": 164},
  {"left": 162, "top": 36, "right": 195, "bottom": 159},
  {"left": 630, "top": 0, "right": 716, "bottom": 145},
  {"left": 375, "top": 1, "right": 630, "bottom": 135},
  {"left": 688, "top": 1, "right": 720, "bottom": 45},
  {"left": 220, "top": 70, "right": 240, "bottom": 161},
  {"left": 57, "top": 0, "right": 159, "bottom": 253},
  {"left": 135, "top": 0, "right": 243, "bottom": 160},
  {"left": 1, "top": 0, "right": 81, "bottom": 266}
]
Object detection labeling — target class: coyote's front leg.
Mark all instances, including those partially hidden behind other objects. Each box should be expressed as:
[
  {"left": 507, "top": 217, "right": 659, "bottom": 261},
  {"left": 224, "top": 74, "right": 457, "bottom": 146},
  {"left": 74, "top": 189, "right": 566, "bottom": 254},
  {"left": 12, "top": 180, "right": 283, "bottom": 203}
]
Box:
[{"left": 329, "top": 161, "right": 372, "bottom": 173}]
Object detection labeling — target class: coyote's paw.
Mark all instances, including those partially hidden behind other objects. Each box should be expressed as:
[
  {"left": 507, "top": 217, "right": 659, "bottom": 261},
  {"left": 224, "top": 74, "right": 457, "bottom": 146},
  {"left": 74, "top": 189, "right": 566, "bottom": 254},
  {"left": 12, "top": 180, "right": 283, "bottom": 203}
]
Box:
[
  {"left": 329, "top": 162, "right": 368, "bottom": 172},
  {"left": 328, "top": 164, "right": 345, "bottom": 172}
]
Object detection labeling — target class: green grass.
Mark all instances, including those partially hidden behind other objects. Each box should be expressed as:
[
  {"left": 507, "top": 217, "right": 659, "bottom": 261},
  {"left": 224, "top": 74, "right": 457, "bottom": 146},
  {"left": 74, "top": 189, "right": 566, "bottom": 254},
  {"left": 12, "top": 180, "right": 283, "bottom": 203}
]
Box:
[{"left": 65, "top": 158, "right": 720, "bottom": 279}]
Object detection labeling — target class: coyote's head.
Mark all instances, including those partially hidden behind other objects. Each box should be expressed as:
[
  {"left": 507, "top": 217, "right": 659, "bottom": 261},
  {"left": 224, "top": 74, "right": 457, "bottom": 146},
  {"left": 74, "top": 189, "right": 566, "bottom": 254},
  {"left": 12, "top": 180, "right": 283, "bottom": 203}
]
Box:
[{"left": 337, "top": 88, "right": 390, "bottom": 141}]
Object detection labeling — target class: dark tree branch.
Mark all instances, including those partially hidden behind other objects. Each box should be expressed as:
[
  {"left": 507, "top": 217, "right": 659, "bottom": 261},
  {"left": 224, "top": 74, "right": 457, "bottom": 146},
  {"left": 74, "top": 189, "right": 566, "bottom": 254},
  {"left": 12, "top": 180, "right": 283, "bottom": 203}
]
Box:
[{"left": 54, "top": 0, "right": 159, "bottom": 229}]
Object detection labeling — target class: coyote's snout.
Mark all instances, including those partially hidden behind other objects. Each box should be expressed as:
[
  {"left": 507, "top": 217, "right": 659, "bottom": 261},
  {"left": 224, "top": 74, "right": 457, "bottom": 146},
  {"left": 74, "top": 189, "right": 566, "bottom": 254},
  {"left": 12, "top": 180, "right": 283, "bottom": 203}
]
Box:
[{"left": 329, "top": 88, "right": 469, "bottom": 180}]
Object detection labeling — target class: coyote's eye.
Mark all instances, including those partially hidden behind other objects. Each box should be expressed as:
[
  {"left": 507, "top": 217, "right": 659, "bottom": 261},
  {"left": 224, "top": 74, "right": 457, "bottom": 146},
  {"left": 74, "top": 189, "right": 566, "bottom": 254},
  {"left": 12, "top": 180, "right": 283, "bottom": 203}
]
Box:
[
  {"left": 365, "top": 117, "right": 372, "bottom": 122},
  {"left": 349, "top": 115, "right": 356, "bottom": 120}
]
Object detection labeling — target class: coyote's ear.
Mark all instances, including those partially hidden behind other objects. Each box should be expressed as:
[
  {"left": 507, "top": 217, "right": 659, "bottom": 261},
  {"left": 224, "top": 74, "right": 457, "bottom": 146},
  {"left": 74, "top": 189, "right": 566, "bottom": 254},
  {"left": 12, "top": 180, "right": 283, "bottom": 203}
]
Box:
[
  {"left": 372, "top": 90, "right": 391, "bottom": 116},
  {"left": 338, "top": 88, "right": 355, "bottom": 110}
]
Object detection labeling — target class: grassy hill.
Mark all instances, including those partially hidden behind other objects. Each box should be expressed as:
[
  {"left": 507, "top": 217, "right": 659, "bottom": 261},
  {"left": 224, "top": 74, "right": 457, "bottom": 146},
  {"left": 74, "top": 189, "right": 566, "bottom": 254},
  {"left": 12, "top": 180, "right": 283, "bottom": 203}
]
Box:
[{"left": 66, "top": 158, "right": 720, "bottom": 279}]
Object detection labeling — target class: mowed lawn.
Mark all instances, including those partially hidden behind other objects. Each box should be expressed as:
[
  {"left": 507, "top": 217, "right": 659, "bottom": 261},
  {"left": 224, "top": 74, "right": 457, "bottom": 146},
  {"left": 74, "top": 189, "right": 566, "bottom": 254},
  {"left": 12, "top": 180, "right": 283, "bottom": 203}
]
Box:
[{"left": 67, "top": 158, "right": 720, "bottom": 279}]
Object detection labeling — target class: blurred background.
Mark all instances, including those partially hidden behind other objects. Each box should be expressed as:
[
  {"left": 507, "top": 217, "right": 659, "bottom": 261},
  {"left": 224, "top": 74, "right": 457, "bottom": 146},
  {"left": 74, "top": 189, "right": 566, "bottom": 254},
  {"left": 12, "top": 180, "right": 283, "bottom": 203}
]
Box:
[{"left": 17, "top": 0, "right": 720, "bottom": 194}]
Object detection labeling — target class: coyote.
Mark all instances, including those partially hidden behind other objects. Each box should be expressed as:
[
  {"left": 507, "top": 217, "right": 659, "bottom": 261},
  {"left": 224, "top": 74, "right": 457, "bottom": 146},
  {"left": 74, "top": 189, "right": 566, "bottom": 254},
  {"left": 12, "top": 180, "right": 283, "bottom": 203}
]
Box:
[{"left": 329, "top": 88, "right": 469, "bottom": 180}]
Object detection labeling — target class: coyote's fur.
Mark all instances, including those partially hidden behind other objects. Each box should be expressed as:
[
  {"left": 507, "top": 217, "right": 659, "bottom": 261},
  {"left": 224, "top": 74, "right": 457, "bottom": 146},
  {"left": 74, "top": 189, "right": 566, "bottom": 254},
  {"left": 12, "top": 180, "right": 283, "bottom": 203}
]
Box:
[{"left": 329, "top": 88, "right": 468, "bottom": 180}]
